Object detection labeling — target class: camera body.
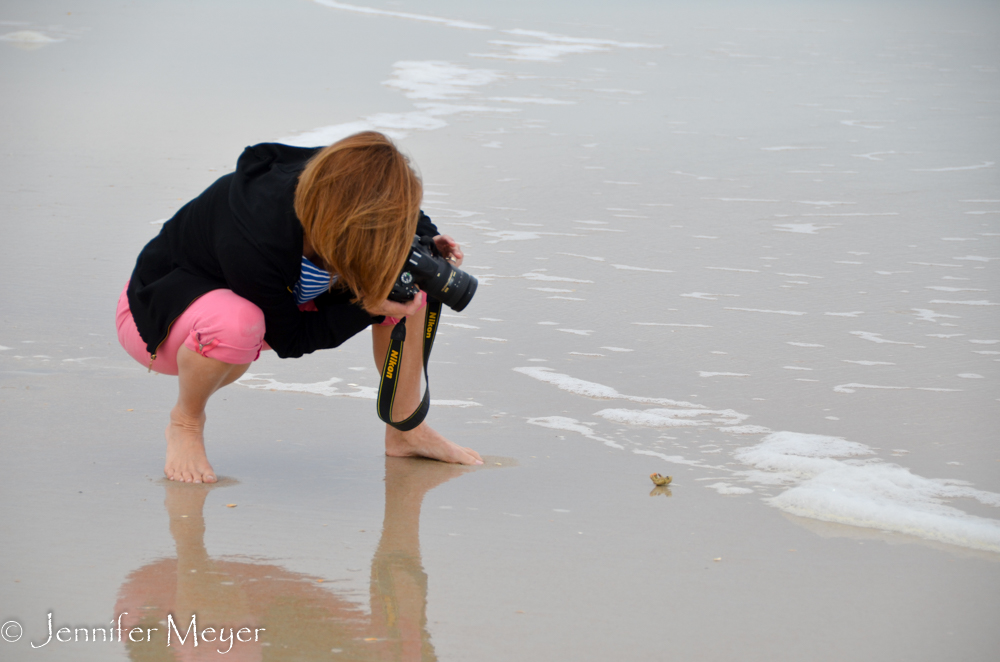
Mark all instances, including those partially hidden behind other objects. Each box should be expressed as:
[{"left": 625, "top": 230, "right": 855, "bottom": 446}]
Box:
[{"left": 388, "top": 235, "right": 478, "bottom": 312}]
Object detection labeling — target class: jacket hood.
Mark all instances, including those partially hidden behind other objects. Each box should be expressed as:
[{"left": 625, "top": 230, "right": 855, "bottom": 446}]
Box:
[{"left": 229, "top": 142, "right": 321, "bottom": 285}]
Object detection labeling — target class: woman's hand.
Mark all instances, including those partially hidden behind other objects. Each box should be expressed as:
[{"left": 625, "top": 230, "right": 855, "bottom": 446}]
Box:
[
  {"left": 365, "top": 291, "right": 426, "bottom": 320},
  {"left": 433, "top": 234, "right": 463, "bottom": 267}
]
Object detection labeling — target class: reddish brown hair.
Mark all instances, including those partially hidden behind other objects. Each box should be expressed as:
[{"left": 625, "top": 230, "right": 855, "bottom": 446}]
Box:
[{"left": 294, "top": 132, "right": 422, "bottom": 310}]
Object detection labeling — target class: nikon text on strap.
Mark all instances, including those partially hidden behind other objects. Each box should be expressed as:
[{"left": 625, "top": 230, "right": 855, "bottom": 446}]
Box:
[{"left": 376, "top": 298, "right": 442, "bottom": 431}]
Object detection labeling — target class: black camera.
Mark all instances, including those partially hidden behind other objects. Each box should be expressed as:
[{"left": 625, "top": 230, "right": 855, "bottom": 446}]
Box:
[{"left": 388, "top": 236, "right": 478, "bottom": 312}]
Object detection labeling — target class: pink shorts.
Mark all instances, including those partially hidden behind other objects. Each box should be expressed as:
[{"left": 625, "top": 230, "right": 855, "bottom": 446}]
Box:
[
  {"left": 116, "top": 284, "right": 267, "bottom": 376},
  {"left": 116, "top": 284, "right": 413, "bottom": 376}
]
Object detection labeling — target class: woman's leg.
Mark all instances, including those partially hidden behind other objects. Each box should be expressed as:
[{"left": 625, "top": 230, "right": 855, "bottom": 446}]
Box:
[
  {"left": 166, "top": 346, "right": 252, "bottom": 483},
  {"left": 371, "top": 301, "right": 483, "bottom": 465},
  {"left": 117, "top": 285, "right": 267, "bottom": 482}
]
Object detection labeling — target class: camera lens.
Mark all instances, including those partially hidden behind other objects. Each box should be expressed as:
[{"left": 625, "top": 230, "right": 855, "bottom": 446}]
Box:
[
  {"left": 443, "top": 266, "right": 477, "bottom": 311},
  {"left": 393, "top": 237, "right": 478, "bottom": 311}
]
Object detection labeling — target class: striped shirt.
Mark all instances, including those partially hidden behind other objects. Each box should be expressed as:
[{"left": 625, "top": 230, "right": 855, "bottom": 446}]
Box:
[{"left": 293, "top": 256, "right": 336, "bottom": 304}]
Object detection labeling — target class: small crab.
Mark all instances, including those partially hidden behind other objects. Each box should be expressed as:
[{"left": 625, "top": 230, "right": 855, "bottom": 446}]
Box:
[{"left": 649, "top": 473, "right": 672, "bottom": 486}]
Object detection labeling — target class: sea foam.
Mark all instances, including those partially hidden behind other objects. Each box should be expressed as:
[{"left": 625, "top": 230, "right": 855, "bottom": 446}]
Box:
[{"left": 733, "top": 432, "right": 1000, "bottom": 552}]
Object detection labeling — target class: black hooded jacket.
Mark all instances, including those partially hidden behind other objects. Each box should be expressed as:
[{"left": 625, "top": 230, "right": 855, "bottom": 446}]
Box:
[{"left": 126, "top": 143, "right": 438, "bottom": 359}]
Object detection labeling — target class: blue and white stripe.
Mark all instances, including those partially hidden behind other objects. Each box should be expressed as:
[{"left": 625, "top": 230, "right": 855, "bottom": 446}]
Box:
[{"left": 293, "top": 256, "right": 336, "bottom": 304}]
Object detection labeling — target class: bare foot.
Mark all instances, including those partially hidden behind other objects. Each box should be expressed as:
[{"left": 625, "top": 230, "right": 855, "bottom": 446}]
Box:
[
  {"left": 165, "top": 406, "right": 217, "bottom": 483},
  {"left": 385, "top": 422, "right": 483, "bottom": 465}
]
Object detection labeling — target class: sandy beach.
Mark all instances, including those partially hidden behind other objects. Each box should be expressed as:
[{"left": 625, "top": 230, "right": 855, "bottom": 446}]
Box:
[{"left": 2, "top": 0, "right": 998, "bottom": 660}]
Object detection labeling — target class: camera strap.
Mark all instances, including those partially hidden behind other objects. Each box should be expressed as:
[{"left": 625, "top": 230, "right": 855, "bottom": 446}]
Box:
[{"left": 375, "top": 297, "right": 443, "bottom": 431}]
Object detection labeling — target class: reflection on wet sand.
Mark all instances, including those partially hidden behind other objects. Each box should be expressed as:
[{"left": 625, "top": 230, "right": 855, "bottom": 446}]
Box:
[
  {"left": 649, "top": 486, "right": 673, "bottom": 498},
  {"left": 116, "top": 457, "right": 487, "bottom": 661}
]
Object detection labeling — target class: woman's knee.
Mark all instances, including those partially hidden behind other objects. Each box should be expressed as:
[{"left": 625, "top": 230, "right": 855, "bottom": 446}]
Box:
[{"left": 179, "top": 289, "right": 266, "bottom": 365}]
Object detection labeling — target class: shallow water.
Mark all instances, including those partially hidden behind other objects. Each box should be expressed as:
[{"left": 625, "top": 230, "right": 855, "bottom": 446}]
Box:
[{"left": 1, "top": 1, "right": 998, "bottom": 660}]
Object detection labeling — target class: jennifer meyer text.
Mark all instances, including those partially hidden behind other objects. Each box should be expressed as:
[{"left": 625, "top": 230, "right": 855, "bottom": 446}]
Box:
[{"left": 2, "top": 612, "right": 265, "bottom": 654}]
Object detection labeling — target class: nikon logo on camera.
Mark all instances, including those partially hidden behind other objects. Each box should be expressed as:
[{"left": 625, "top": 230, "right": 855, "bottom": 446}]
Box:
[
  {"left": 426, "top": 312, "right": 437, "bottom": 339},
  {"left": 385, "top": 349, "right": 400, "bottom": 379}
]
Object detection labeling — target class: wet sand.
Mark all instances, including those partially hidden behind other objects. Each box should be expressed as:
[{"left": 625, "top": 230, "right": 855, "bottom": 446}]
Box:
[{"left": 2, "top": 1, "right": 998, "bottom": 660}]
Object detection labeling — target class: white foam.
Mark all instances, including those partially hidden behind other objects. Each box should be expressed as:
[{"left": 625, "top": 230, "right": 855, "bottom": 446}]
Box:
[
  {"left": 953, "top": 255, "right": 997, "bottom": 262},
  {"left": 957, "top": 373, "right": 984, "bottom": 379},
  {"left": 719, "top": 425, "right": 772, "bottom": 435},
  {"left": 762, "top": 146, "right": 825, "bottom": 151},
  {"left": 930, "top": 300, "right": 999, "bottom": 306},
  {"left": 475, "top": 29, "right": 660, "bottom": 62},
  {"left": 611, "top": 264, "right": 673, "bottom": 273},
  {"left": 441, "top": 322, "right": 479, "bottom": 329},
  {"left": 681, "top": 292, "right": 738, "bottom": 300},
  {"left": 279, "top": 61, "right": 515, "bottom": 144},
  {"left": 595, "top": 407, "right": 745, "bottom": 428},
  {"left": 853, "top": 151, "right": 896, "bottom": 161},
  {"left": 842, "top": 360, "right": 895, "bottom": 366},
  {"left": 707, "top": 483, "right": 755, "bottom": 495},
  {"left": 279, "top": 120, "right": 385, "bottom": 146},
  {"left": 529, "top": 287, "right": 573, "bottom": 293},
  {"left": 732, "top": 431, "right": 1000, "bottom": 552},
  {"left": 475, "top": 337, "right": 507, "bottom": 342},
  {"left": 236, "top": 374, "right": 480, "bottom": 406},
  {"left": 557, "top": 329, "right": 594, "bottom": 336},
  {"left": 841, "top": 119, "right": 893, "bottom": 129},
  {"left": 970, "top": 339, "right": 999, "bottom": 344},
  {"left": 802, "top": 212, "right": 899, "bottom": 217},
  {"left": 788, "top": 342, "right": 824, "bottom": 347},
  {"left": 0, "top": 30, "right": 62, "bottom": 44},
  {"left": 474, "top": 39, "right": 608, "bottom": 62},
  {"left": 569, "top": 352, "right": 604, "bottom": 357},
  {"left": 706, "top": 267, "right": 760, "bottom": 273},
  {"left": 633, "top": 322, "right": 712, "bottom": 328},
  {"left": 522, "top": 273, "right": 593, "bottom": 283},
  {"left": 708, "top": 198, "right": 781, "bottom": 203},
  {"left": 501, "top": 28, "right": 661, "bottom": 50},
  {"left": 600, "top": 347, "right": 633, "bottom": 352},
  {"left": 483, "top": 230, "right": 577, "bottom": 242},
  {"left": 558, "top": 252, "right": 605, "bottom": 261},
  {"left": 834, "top": 383, "right": 907, "bottom": 393},
  {"left": 774, "top": 223, "right": 834, "bottom": 234},
  {"left": 783, "top": 366, "right": 812, "bottom": 371},
  {"left": 313, "top": 0, "right": 492, "bottom": 30},
  {"left": 0, "top": 345, "right": 10, "bottom": 351},
  {"left": 912, "top": 308, "right": 960, "bottom": 322},
  {"left": 488, "top": 96, "right": 574, "bottom": 105},
  {"left": 725, "top": 308, "right": 806, "bottom": 316},
  {"left": 699, "top": 372, "right": 750, "bottom": 377},
  {"left": 911, "top": 161, "right": 995, "bottom": 172},
  {"left": 850, "top": 331, "right": 916, "bottom": 345},
  {"left": 513, "top": 367, "right": 703, "bottom": 408},
  {"left": 526, "top": 416, "right": 623, "bottom": 449},
  {"left": 632, "top": 449, "right": 709, "bottom": 468}
]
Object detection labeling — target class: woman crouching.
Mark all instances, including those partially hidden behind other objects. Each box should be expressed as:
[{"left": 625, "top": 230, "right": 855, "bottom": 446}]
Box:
[{"left": 116, "top": 132, "right": 483, "bottom": 483}]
